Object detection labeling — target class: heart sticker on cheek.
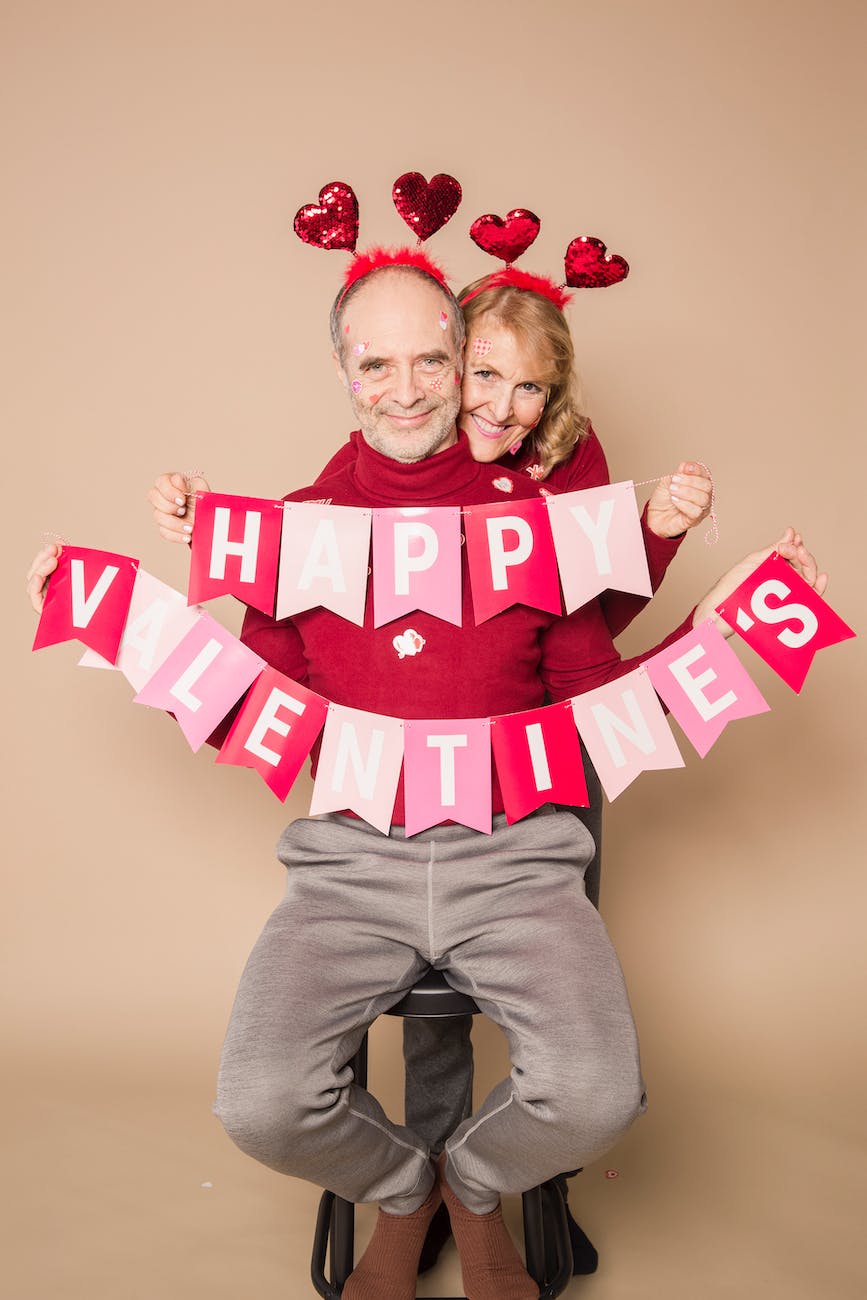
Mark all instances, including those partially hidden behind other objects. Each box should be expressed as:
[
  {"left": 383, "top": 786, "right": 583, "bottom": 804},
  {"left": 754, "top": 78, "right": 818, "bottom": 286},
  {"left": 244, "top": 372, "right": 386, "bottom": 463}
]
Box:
[
  {"left": 428, "top": 376, "right": 443, "bottom": 391},
  {"left": 351, "top": 380, "right": 362, "bottom": 395},
  {"left": 439, "top": 311, "right": 448, "bottom": 330},
  {"left": 352, "top": 341, "right": 370, "bottom": 356},
  {"left": 472, "top": 338, "right": 493, "bottom": 356}
]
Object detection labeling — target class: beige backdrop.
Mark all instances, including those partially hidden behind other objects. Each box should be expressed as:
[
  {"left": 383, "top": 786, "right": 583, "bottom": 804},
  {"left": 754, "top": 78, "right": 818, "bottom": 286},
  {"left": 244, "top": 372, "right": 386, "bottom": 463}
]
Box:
[{"left": 3, "top": 2, "right": 865, "bottom": 1297}]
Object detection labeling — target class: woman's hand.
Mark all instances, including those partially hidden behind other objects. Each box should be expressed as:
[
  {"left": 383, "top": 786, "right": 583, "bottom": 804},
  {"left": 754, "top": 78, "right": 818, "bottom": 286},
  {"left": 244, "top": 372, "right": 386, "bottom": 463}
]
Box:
[
  {"left": 25, "top": 543, "right": 63, "bottom": 614},
  {"left": 147, "top": 472, "right": 211, "bottom": 544},
  {"left": 693, "top": 527, "right": 828, "bottom": 636},
  {"left": 646, "top": 461, "right": 713, "bottom": 538}
]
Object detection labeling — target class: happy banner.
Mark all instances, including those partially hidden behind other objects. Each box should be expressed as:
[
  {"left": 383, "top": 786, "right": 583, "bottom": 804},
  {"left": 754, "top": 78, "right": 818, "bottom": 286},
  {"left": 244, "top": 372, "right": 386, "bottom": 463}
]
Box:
[
  {"left": 372, "top": 506, "right": 463, "bottom": 628},
  {"left": 276, "top": 502, "right": 372, "bottom": 626}
]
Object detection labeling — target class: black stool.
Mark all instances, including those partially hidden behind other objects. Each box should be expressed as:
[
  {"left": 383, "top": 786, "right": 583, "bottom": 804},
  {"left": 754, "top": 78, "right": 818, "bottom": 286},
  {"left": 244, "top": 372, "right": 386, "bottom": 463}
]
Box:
[{"left": 310, "top": 967, "right": 573, "bottom": 1299}]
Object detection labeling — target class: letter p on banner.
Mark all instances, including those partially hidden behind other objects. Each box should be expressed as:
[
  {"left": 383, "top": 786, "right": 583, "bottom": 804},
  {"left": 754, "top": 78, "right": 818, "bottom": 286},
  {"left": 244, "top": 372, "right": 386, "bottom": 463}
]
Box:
[
  {"left": 32, "top": 546, "right": 139, "bottom": 664},
  {"left": 715, "top": 552, "right": 855, "bottom": 693}
]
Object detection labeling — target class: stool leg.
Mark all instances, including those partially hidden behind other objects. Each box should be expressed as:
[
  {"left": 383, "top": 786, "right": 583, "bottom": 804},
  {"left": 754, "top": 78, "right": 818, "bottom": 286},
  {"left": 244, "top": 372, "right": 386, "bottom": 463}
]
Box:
[{"left": 521, "top": 1184, "right": 545, "bottom": 1285}]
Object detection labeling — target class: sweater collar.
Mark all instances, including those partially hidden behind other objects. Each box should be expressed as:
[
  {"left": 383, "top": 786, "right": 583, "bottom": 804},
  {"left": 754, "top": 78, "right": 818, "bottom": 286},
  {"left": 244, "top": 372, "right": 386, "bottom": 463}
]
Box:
[{"left": 351, "top": 429, "right": 482, "bottom": 504}]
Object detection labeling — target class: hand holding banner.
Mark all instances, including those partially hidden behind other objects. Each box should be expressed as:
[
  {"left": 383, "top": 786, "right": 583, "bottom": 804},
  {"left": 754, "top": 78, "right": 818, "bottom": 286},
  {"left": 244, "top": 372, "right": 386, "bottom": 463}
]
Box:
[{"left": 32, "top": 546, "right": 139, "bottom": 665}]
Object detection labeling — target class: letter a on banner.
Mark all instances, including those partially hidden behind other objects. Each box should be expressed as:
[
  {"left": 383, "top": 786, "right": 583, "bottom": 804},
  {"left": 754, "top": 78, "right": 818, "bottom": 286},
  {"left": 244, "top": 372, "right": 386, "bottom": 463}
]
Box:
[
  {"left": 78, "top": 569, "right": 204, "bottom": 690},
  {"left": 644, "top": 622, "right": 770, "bottom": 757},
  {"left": 309, "top": 703, "right": 404, "bottom": 833},
  {"left": 464, "top": 498, "right": 561, "bottom": 624},
  {"left": 372, "top": 507, "right": 463, "bottom": 628},
  {"left": 217, "top": 666, "right": 328, "bottom": 800},
  {"left": 33, "top": 546, "right": 139, "bottom": 665},
  {"left": 276, "top": 502, "right": 371, "bottom": 626},
  {"left": 571, "top": 668, "right": 684, "bottom": 800},
  {"left": 133, "top": 614, "right": 266, "bottom": 751},
  {"left": 403, "top": 718, "right": 492, "bottom": 836},
  {"left": 188, "top": 493, "right": 283, "bottom": 616},
  {"left": 715, "top": 552, "right": 855, "bottom": 693},
  {"left": 547, "top": 483, "right": 651, "bottom": 613},
  {"left": 491, "top": 701, "right": 589, "bottom": 824}
]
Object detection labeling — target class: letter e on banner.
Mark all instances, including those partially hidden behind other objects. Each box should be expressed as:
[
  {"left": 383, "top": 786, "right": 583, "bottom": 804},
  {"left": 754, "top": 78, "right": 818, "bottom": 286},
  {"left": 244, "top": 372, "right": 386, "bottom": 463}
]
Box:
[
  {"left": 33, "top": 546, "right": 139, "bottom": 664},
  {"left": 491, "top": 702, "right": 589, "bottom": 823},
  {"left": 216, "top": 667, "right": 328, "bottom": 800},
  {"left": 188, "top": 492, "right": 283, "bottom": 615}
]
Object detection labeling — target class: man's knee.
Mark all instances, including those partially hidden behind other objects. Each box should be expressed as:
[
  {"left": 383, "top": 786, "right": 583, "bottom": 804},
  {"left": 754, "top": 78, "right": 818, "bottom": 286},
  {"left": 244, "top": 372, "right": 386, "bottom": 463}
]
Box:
[{"left": 215, "top": 1074, "right": 326, "bottom": 1171}]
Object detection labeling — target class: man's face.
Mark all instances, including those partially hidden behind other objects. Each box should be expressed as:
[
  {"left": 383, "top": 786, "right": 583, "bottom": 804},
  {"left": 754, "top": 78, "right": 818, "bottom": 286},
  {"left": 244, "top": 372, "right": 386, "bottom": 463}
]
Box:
[{"left": 334, "top": 272, "right": 462, "bottom": 463}]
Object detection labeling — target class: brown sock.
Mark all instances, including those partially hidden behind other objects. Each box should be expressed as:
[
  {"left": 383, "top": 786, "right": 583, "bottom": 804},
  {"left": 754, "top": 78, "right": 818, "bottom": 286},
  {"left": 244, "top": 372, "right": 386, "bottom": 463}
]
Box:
[
  {"left": 342, "top": 1178, "right": 442, "bottom": 1300},
  {"left": 438, "top": 1155, "right": 538, "bottom": 1300}
]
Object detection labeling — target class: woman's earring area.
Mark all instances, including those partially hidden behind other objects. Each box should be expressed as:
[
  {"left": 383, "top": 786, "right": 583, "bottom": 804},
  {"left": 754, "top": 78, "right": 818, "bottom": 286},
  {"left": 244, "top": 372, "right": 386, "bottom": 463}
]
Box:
[{"left": 509, "top": 440, "right": 523, "bottom": 455}]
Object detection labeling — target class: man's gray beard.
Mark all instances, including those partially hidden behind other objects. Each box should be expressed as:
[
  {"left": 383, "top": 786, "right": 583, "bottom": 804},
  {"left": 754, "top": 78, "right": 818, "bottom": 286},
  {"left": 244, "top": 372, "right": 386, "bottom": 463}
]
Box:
[{"left": 356, "top": 398, "right": 461, "bottom": 464}]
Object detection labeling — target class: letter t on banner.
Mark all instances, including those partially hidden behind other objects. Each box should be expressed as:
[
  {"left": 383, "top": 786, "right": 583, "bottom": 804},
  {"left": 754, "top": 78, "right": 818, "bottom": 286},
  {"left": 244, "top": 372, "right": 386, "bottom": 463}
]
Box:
[
  {"left": 403, "top": 718, "right": 492, "bottom": 836},
  {"left": 188, "top": 492, "right": 283, "bottom": 616},
  {"left": 491, "top": 702, "right": 589, "bottom": 824},
  {"left": 571, "top": 669, "right": 684, "bottom": 800},
  {"left": 714, "top": 552, "right": 855, "bottom": 693},
  {"left": 216, "top": 666, "right": 328, "bottom": 800},
  {"left": 32, "top": 546, "right": 139, "bottom": 665}
]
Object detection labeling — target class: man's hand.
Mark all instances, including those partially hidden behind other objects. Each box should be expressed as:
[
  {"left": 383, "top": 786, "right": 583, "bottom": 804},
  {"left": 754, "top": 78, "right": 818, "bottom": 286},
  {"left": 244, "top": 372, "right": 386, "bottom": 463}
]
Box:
[
  {"left": 147, "top": 472, "right": 211, "bottom": 544},
  {"left": 693, "top": 527, "right": 828, "bottom": 636},
  {"left": 646, "top": 462, "right": 713, "bottom": 538},
  {"left": 25, "top": 543, "right": 63, "bottom": 614}
]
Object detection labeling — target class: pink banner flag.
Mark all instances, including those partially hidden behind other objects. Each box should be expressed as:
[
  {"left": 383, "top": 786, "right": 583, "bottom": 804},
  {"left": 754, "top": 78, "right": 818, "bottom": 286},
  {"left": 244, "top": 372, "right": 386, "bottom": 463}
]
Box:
[
  {"left": 78, "top": 570, "right": 203, "bottom": 690},
  {"left": 216, "top": 666, "right": 328, "bottom": 800},
  {"left": 133, "top": 614, "right": 266, "bottom": 752},
  {"left": 188, "top": 492, "right": 284, "bottom": 616},
  {"left": 491, "top": 701, "right": 589, "bottom": 824},
  {"left": 645, "top": 622, "right": 770, "bottom": 757},
  {"left": 464, "top": 498, "right": 562, "bottom": 625},
  {"left": 547, "top": 482, "right": 651, "bottom": 613},
  {"left": 309, "top": 703, "right": 404, "bottom": 834},
  {"left": 403, "top": 718, "right": 492, "bottom": 837},
  {"left": 715, "top": 552, "right": 856, "bottom": 693},
  {"left": 32, "top": 546, "right": 139, "bottom": 665},
  {"left": 372, "top": 506, "right": 462, "bottom": 628},
  {"left": 276, "top": 502, "right": 371, "bottom": 626},
  {"left": 571, "top": 669, "right": 684, "bottom": 800}
]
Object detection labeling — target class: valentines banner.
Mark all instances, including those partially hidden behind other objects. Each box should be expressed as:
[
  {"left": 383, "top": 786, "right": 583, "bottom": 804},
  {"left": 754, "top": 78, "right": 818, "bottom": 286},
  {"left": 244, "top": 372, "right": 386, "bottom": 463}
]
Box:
[
  {"left": 645, "top": 621, "right": 770, "bottom": 757},
  {"left": 403, "top": 717, "right": 492, "bottom": 836},
  {"left": 133, "top": 613, "right": 266, "bottom": 752},
  {"left": 464, "top": 498, "right": 562, "bottom": 624},
  {"left": 571, "top": 668, "right": 684, "bottom": 800},
  {"left": 491, "top": 701, "right": 589, "bottom": 824},
  {"left": 188, "top": 492, "right": 284, "bottom": 616},
  {"left": 216, "top": 666, "right": 328, "bottom": 800},
  {"left": 715, "top": 552, "right": 856, "bottom": 693},
  {"left": 372, "top": 506, "right": 463, "bottom": 628},
  {"left": 276, "top": 502, "right": 372, "bottom": 626},
  {"left": 309, "top": 703, "right": 404, "bottom": 833},
  {"left": 546, "top": 482, "right": 651, "bottom": 614},
  {"left": 33, "top": 546, "right": 139, "bottom": 664},
  {"left": 79, "top": 569, "right": 203, "bottom": 689}
]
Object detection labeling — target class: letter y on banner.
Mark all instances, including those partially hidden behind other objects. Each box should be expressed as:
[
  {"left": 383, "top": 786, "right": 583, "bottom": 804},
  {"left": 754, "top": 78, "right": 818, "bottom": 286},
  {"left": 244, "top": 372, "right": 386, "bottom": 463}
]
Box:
[
  {"left": 188, "top": 493, "right": 283, "bottom": 615},
  {"left": 547, "top": 482, "right": 651, "bottom": 613},
  {"left": 33, "top": 546, "right": 139, "bottom": 664},
  {"left": 715, "top": 552, "right": 855, "bottom": 693}
]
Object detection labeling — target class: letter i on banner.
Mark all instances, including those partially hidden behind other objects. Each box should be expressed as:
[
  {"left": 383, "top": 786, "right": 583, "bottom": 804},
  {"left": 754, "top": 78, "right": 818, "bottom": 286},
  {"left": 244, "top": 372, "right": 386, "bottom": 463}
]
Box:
[
  {"left": 464, "top": 498, "right": 561, "bottom": 624},
  {"left": 32, "top": 546, "right": 139, "bottom": 664},
  {"left": 644, "top": 622, "right": 770, "bottom": 757},
  {"left": 571, "top": 668, "right": 684, "bottom": 800},
  {"left": 403, "top": 718, "right": 492, "bottom": 836},
  {"left": 188, "top": 492, "right": 283, "bottom": 615},
  {"left": 547, "top": 482, "right": 651, "bottom": 613},
  {"left": 715, "top": 552, "right": 855, "bottom": 693},
  {"left": 309, "top": 703, "right": 404, "bottom": 833},
  {"left": 491, "top": 702, "right": 589, "bottom": 824},
  {"left": 217, "top": 667, "right": 328, "bottom": 800}
]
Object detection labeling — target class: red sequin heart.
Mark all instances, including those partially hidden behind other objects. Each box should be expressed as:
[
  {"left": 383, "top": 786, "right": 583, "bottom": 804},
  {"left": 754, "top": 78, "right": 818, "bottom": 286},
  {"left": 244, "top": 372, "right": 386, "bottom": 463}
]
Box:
[
  {"left": 469, "top": 209, "right": 541, "bottom": 264},
  {"left": 392, "top": 172, "right": 462, "bottom": 240},
  {"left": 564, "top": 236, "right": 629, "bottom": 288},
  {"left": 293, "top": 182, "right": 359, "bottom": 252}
]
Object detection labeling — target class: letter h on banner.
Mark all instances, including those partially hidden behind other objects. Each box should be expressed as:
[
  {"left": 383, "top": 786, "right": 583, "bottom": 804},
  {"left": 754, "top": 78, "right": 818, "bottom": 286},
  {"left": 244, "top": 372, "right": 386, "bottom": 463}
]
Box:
[{"left": 188, "top": 492, "right": 284, "bottom": 615}]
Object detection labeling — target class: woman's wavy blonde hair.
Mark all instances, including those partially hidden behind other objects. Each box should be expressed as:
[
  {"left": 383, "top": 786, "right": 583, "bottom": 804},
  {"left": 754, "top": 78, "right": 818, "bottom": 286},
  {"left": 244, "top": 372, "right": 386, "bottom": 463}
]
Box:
[{"left": 458, "top": 277, "right": 589, "bottom": 476}]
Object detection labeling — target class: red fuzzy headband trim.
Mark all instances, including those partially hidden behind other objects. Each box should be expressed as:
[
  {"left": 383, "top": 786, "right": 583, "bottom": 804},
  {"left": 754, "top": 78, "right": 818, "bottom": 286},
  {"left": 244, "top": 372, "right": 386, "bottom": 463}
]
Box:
[
  {"left": 459, "top": 267, "right": 572, "bottom": 313},
  {"left": 341, "top": 246, "right": 451, "bottom": 301}
]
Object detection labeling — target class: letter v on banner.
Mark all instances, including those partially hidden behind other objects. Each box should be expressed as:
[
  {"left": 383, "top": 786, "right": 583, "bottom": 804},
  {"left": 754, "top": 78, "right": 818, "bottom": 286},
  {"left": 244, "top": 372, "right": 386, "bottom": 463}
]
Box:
[
  {"left": 464, "top": 498, "right": 561, "bottom": 624},
  {"left": 571, "top": 669, "right": 684, "bottom": 800},
  {"left": 216, "top": 666, "right": 328, "bottom": 800},
  {"left": 188, "top": 492, "right": 283, "bottom": 616},
  {"left": 491, "top": 702, "right": 589, "bottom": 824},
  {"left": 32, "top": 546, "right": 139, "bottom": 664}
]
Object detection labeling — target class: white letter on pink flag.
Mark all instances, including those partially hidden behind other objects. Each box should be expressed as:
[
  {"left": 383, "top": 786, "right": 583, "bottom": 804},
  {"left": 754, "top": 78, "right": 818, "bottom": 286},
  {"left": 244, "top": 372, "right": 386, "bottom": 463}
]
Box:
[
  {"left": 403, "top": 718, "right": 491, "bottom": 837},
  {"left": 547, "top": 482, "right": 651, "bottom": 613},
  {"left": 276, "top": 503, "right": 371, "bottom": 626},
  {"left": 78, "top": 570, "right": 204, "bottom": 690},
  {"left": 309, "top": 704, "right": 404, "bottom": 834},
  {"left": 372, "top": 506, "right": 462, "bottom": 628},
  {"left": 571, "top": 669, "right": 683, "bottom": 800},
  {"left": 210, "top": 508, "right": 261, "bottom": 583}
]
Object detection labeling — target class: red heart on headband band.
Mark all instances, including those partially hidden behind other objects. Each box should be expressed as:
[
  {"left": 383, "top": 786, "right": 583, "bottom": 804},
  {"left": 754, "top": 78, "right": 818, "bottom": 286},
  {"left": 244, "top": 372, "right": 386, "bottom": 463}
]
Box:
[
  {"left": 294, "top": 182, "right": 359, "bottom": 252},
  {"left": 392, "top": 172, "right": 462, "bottom": 240},
  {"left": 564, "top": 236, "right": 629, "bottom": 288},
  {"left": 470, "top": 209, "right": 541, "bottom": 264}
]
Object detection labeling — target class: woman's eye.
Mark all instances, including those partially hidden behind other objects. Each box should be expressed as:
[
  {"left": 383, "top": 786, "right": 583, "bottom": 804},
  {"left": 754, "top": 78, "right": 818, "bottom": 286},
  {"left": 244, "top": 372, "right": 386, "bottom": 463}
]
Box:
[{"left": 520, "top": 382, "right": 543, "bottom": 394}]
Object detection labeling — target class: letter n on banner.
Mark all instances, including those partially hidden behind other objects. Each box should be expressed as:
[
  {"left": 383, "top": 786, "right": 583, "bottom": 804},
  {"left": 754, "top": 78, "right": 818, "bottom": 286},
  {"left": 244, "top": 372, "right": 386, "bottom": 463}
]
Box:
[
  {"left": 216, "top": 667, "right": 328, "bottom": 800},
  {"left": 276, "top": 503, "right": 371, "bottom": 626},
  {"left": 714, "top": 552, "right": 855, "bottom": 693},
  {"left": 133, "top": 614, "right": 266, "bottom": 751},
  {"left": 546, "top": 482, "right": 651, "bottom": 613},
  {"left": 403, "top": 718, "right": 491, "bottom": 837},
  {"left": 571, "top": 669, "right": 683, "bottom": 800},
  {"left": 644, "top": 622, "right": 769, "bottom": 757},
  {"left": 309, "top": 704, "right": 404, "bottom": 834},
  {"left": 78, "top": 570, "right": 203, "bottom": 690},
  {"left": 32, "top": 546, "right": 139, "bottom": 665},
  {"left": 372, "top": 507, "right": 462, "bottom": 628},
  {"left": 491, "top": 702, "right": 589, "bottom": 824},
  {"left": 188, "top": 493, "right": 283, "bottom": 615},
  {"left": 464, "top": 498, "right": 561, "bottom": 624}
]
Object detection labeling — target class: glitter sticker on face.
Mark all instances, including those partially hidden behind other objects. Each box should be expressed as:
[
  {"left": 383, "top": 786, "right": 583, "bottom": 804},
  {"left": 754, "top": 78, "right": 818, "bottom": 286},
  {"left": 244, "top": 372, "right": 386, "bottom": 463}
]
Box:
[
  {"left": 351, "top": 379, "right": 362, "bottom": 395},
  {"left": 454, "top": 372, "right": 461, "bottom": 385},
  {"left": 428, "top": 376, "right": 443, "bottom": 391},
  {"left": 473, "top": 338, "right": 493, "bottom": 356},
  {"left": 344, "top": 323, "right": 351, "bottom": 334},
  {"left": 439, "top": 311, "right": 448, "bottom": 330},
  {"left": 352, "top": 341, "right": 370, "bottom": 356}
]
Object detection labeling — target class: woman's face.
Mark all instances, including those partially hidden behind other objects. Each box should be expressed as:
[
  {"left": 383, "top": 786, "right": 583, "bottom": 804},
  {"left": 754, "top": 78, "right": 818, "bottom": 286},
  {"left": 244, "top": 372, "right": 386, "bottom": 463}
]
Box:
[{"left": 459, "top": 317, "right": 550, "bottom": 463}]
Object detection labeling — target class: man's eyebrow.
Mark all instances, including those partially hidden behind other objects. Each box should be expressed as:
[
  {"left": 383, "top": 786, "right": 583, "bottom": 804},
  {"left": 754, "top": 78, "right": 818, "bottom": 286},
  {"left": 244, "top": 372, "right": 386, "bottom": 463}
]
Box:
[
  {"left": 416, "top": 349, "right": 450, "bottom": 362},
  {"left": 358, "top": 354, "right": 389, "bottom": 370}
]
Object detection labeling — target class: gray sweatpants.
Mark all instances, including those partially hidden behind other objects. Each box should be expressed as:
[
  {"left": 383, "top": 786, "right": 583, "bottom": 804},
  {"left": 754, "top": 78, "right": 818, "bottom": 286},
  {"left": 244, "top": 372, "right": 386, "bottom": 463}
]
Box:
[{"left": 215, "top": 807, "right": 643, "bottom": 1215}]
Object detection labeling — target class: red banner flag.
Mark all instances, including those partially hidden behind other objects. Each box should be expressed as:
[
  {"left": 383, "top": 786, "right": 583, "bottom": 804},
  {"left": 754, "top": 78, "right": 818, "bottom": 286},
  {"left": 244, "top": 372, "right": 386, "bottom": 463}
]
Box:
[
  {"left": 188, "top": 492, "right": 283, "bottom": 616},
  {"left": 464, "top": 498, "right": 562, "bottom": 625},
  {"left": 32, "top": 546, "right": 139, "bottom": 665},
  {"left": 715, "top": 552, "right": 856, "bottom": 693},
  {"left": 216, "top": 666, "right": 328, "bottom": 800},
  {"left": 491, "top": 701, "right": 589, "bottom": 824}
]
